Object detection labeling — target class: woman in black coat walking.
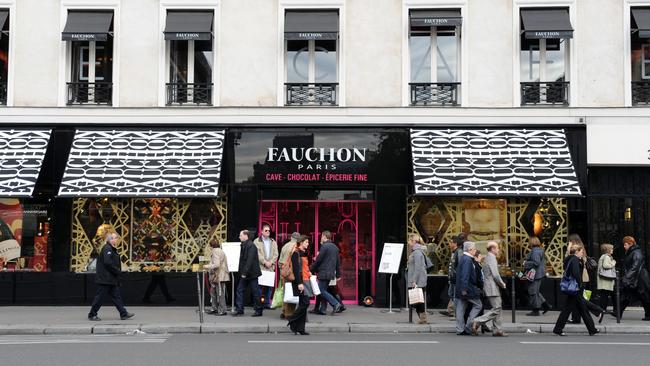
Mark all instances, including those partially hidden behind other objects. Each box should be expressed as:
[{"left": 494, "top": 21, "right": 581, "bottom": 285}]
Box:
[
  {"left": 553, "top": 243, "right": 599, "bottom": 336},
  {"left": 287, "top": 236, "right": 311, "bottom": 335}
]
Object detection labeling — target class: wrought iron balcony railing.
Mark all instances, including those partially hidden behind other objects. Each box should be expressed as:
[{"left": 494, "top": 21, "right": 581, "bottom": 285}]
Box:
[
  {"left": 520, "top": 81, "right": 569, "bottom": 106},
  {"left": 410, "top": 82, "right": 460, "bottom": 106},
  {"left": 632, "top": 81, "right": 650, "bottom": 106},
  {"left": 166, "top": 83, "right": 213, "bottom": 106},
  {"left": 285, "top": 83, "right": 338, "bottom": 106},
  {"left": 0, "top": 81, "right": 6, "bottom": 106},
  {"left": 67, "top": 82, "right": 112, "bottom": 105}
]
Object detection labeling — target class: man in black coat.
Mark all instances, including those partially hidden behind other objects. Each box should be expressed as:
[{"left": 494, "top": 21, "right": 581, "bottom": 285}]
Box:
[
  {"left": 454, "top": 241, "right": 482, "bottom": 335},
  {"left": 233, "top": 230, "right": 263, "bottom": 317},
  {"left": 88, "top": 232, "right": 134, "bottom": 321},
  {"left": 619, "top": 236, "right": 650, "bottom": 320},
  {"left": 310, "top": 230, "right": 342, "bottom": 315}
]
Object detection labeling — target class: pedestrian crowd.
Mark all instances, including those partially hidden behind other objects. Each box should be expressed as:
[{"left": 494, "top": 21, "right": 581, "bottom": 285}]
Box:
[{"left": 86, "top": 226, "right": 650, "bottom": 338}]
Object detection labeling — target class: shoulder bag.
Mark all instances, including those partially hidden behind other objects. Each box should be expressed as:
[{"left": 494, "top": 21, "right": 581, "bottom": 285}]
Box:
[
  {"left": 560, "top": 262, "right": 579, "bottom": 295},
  {"left": 598, "top": 266, "right": 617, "bottom": 280},
  {"left": 280, "top": 251, "right": 295, "bottom": 282}
]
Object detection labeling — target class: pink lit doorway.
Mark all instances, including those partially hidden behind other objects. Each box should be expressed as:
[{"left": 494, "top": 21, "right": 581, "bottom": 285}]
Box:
[{"left": 259, "top": 200, "right": 376, "bottom": 305}]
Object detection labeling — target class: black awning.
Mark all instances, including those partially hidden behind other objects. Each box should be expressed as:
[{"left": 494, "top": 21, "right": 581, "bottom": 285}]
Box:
[
  {"left": 0, "top": 10, "right": 8, "bottom": 31},
  {"left": 410, "top": 129, "right": 582, "bottom": 197},
  {"left": 0, "top": 129, "right": 51, "bottom": 197},
  {"left": 164, "top": 11, "right": 213, "bottom": 41},
  {"left": 58, "top": 129, "right": 225, "bottom": 197},
  {"left": 632, "top": 8, "right": 650, "bottom": 38},
  {"left": 62, "top": 11, "right": 113, "bottom": 41},
  {"left": 410, "top": 9, "right": 462, "bottom": 27},
  {"left": 521, "top": 8, "right": 573, "bottom": 39},
  {"left": 285, "top": 11, "right": 338, "bottom": 40}
]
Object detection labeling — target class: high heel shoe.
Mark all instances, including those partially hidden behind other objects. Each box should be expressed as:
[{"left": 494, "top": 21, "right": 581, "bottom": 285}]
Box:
[{"left": 297, "top": 331, "right": 310, "bottom": 336}]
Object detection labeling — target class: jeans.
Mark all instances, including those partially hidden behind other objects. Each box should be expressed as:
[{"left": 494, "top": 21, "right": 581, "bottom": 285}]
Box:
[
  {"left": 455, "top": 297, "right": 482, "bottom": 333},
  {"left": 260, "top": 286, "right": 272, "bottom": 306},
  {"left": 89, "top": 284, "right": 128, "bottom": 318},
  {"left": 473, "top": 296, "right": 503, "bottom": 333},
  {"left": 317, "top": 279, "right": 341, "bottom": 312},
  {"left": 235, "top": 276, "right": 262, "bottom": 314}
]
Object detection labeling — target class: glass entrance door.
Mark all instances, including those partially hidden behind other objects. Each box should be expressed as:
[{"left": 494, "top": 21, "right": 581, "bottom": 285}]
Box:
[{"left": 259, "top": 200, "right": 375, "bottom": 304}]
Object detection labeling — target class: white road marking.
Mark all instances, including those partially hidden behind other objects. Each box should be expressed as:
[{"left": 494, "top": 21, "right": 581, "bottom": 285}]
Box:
[
  {"left": 248, "top": 340, "right": 439, "bottom": 344},
  {"left": 0, "top": 335, "right": 169, "bottom": 345},
  {"left": 520, "top": 341, "right": 650, "bottom": 346}
]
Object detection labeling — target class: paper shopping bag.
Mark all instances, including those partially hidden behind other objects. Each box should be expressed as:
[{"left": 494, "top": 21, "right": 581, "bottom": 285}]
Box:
[
  {"left": 259, "top": 270, "right": 276, "bottom": 287},
  {"left": 408, "top": 287, "right": 424, "bottom": 305},
  {"left": 309, "top": 275, "right": 321, "bottom": 296},
  {"left": 283, "top": 282, "right": 299, "bottom": 304}
]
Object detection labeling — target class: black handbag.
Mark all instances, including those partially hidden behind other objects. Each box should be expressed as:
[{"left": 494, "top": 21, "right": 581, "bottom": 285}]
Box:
[{"left": 585, "top": 257, "right": 598, "bottom": 272}]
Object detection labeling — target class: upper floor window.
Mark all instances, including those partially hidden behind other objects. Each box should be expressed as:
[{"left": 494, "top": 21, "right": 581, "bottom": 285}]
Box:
[
  {"left": 631, "top": 8, "right": 650, "bottom": 106},
  {"left": 0, "top": 9, "right": 9, "bottom": 106},
  {"left": 284, "top": 10, "right": 339, "bottom": 106},
  {"left": 164, "top": 10, "right": 214, "bottom": 106},
  {"left": 519, "top": 8, "right": 572, "bottom": 106},
  {"left": 62, "top": 10, "right": 114, "bottom": 106},
  {"left": 408, "top": 9, "right": 461, "bottom": 106}
]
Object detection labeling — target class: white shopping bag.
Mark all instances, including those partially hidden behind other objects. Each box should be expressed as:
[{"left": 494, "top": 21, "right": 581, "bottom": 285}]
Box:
[
  {"left": 283, "top": 282, "right": 299, "bottom": 304},
  {"left": 309, "top": 275, "right": 321, "bottom": 296},
  {"left": 329, "top": 278, "right": 337, "bottom": 286},
  {"left": 408, "top": 287, "right": 424, "bottom": 305},
  {"left": 258, "top": 270, "right": 276, "bottom": 287}
]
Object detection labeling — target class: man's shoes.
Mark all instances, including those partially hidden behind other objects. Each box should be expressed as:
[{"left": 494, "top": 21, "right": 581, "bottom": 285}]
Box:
[
  {"left": 205, "top": 309, "right": 217, "bottom": 314},
  {"left": 120, "top": 312, "right": 135, "bottom": 320},
  {"left": 217, "top": 312, "right": 228, "bottom": 316},
  {"left": 294, "top": 331, "right": 310, "bottom": 336},
  {"left": 589, "top": 329, "right": 600, "bottom": 336},
  {"left": 332, "top": 305, "right": 342, "bottom": 315},
  {"left": 598, "top": 312, "right": 605, "bottom": 324},
  {"left": 493, "top": 331, "right": 508, "bottom": 337},
  {"left": 456, "top": 331, "right": 470, "bottom": 336},
  {"left": 553, "top": 330, "right": 567, "bottom": 336},
  {"left": 251, "top": 312, "right": 263, "bottom": 317},
  {"left": 471, "top": 322, "right": 480, "bottom": 336},
  {"left": 439, "top": 310, "right": 452, "bottom": 317},
  {"left": 526, "top": 310, "right": 540, "bottom": 316},
  {"left": 88, "top": 315, "right": 101, "bottom": 321},
  {"left": 232, "top": 312, "right": 244, "bottom": 317},
  {"left": 337, "top": 305, "right": 347, "bottom": 313},
  {"left": 542, "top": 303, "right": 551, "bottom": 314}
]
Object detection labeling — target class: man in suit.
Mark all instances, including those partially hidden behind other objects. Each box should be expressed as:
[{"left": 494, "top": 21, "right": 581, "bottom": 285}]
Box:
[
  {"left": 254, "top": 224, "right": 279, "bottom": 309},
  {"left": 455, "top": 241, "right": 482, "bottom": 335},
  {"left": 234, "top": 230, "right": 263, "bottom": 317},
  {"left": 310, "top": 230, "right": 343, "bottom": 315},
  {"left": 472, "top": 241, "right": 508, "bottom": 337},
  {"left": 88, "top": 232, "right": 134, "bottom": 321}
]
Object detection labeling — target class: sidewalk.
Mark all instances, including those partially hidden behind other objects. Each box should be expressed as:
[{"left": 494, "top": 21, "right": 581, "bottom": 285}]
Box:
[{"left": 0, "top": 306, "right": 648, "bottom": 335}]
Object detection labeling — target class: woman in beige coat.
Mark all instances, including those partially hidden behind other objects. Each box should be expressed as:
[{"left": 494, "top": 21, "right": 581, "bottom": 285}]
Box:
[
  {"left": 203, "top": 238, "right": 230, "bottom": 315},
  {"left": 596, "top": 243, "right": 616, "bottom": 314}
]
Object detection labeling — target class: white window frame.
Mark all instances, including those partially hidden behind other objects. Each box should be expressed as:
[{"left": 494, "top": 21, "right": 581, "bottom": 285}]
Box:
[
  {"left": 286, "top": 39, "right": 338, "bottom": 84},
  {"left": 0, "top": 0, "right": 16, "bottom": 107},
  {"left": 76, "top": 44, "right": 106, "bottom": 82},
  {"left": 402, "top": 0, "right": 468, "bottom": 107},
  {"left": 277, "top": 0, "right": 345, "bottom": 107},
  {"left": 58, "top": 0, "right": 120, "bottom": 107},
  {"left": 625, "top": 0, "right": 650, "bottom": 105},
  {"left": 513, "top": 0, "right": 576, "bottom": 107},
  {"left": 158, "top": 1, "right": 220, "bottom": 107}
]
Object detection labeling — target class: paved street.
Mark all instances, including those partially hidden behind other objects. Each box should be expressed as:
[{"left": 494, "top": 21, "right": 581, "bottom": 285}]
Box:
[{"left": 1, "top": 333, "right": 649, "bottom": 366}]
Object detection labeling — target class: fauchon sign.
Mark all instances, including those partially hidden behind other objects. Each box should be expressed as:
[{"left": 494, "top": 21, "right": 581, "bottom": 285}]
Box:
[
  {"left": 525, "top": 30, "right": 573, "bottom": 39},
  {"left": 232, "top": 131, "right": 412, "bottom": 185},
  {"left": 411, "top": 17, "right": 462, "bottom": 27},
  {"left": 62, "top": 33, "right": 108, "bottom": 42},
  {"left": 284, "top": 32, "right": 338, "bottom": 40},
  {"left": 165, "top": 32, "right": 212, "bottom": 41}
]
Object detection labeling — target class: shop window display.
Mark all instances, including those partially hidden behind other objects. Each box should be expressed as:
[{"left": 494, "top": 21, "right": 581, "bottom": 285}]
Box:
[
  {"left": 0, "top": 199, "right": 51, "bottom": 272},
  {"left": 70, "top": 195, "right": 226, "bottom": 273},
  {"left": 407, "top": 196, "right": 568, "bottom": 277}
]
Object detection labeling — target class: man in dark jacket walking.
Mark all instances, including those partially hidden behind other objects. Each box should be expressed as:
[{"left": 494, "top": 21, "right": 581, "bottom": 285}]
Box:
[
  {"left": 440, "top": 233, "right": 466, "bottom": 317},
  {"left": 619, "top": 236, "right": 650, "bottom": 320},
  {"left": 310, "top": 231, "right": 343, "bottom": 315},
  {"left": 455, "top": 241, "right": 482, "bottom": 335},
  {"left": 88, "top": 232, "right": 134, "bottom": 321},
  {"left": 234, "top": 230, "right": 263, "bottom": 317}
]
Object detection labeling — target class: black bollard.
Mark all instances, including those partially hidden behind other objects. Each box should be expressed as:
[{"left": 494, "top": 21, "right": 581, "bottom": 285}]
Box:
[
  {"left": 616, "top": 269, "right": 621, "bottom": 324},
  {"left": 511, "top": 272, "right": 516, "bottom": 323}
]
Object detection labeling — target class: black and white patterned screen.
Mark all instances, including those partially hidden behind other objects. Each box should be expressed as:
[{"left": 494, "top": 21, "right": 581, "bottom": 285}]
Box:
[
  {"left": 410, "top": 129, "right": 582, "bottom": 196},
  {"left": 0, "top": 129, "right": 51, "bottom": 197},
  {"left": 59, "top": 129, "right": 225, "bottom": 197}
]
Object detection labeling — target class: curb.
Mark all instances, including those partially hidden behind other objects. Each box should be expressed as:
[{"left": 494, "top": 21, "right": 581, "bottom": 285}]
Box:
[{"left": 0, "top": 323, "right": 648, "bottom": 336}]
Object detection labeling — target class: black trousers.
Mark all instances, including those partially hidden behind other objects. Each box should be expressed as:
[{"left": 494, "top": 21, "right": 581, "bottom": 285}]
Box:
[
  {"left": 89, "top": 284, "right": 128, "bottom": 317},
  {"left": 619, "top": 289, "right": 650, "bottom": 318},
  {"left": 597, "top": 289, "right": 615, "bottom": 312},
  {"left": 287, "top": 294, "right": 310, "bottom": 333},
  {"left": 409, "top": 287, "right": 426, "bottom": 314},
  {"left": 554, "top": 294, "right": 597, "bottom": 334}
]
